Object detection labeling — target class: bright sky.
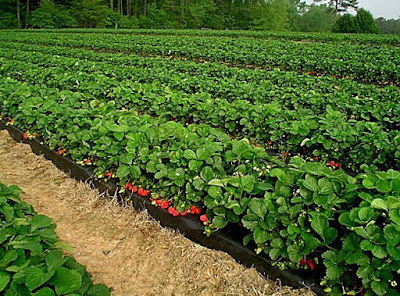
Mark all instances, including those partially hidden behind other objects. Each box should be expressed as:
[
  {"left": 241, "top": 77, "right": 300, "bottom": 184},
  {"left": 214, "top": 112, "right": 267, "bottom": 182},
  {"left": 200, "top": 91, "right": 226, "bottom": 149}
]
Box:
[{"left": 305, "top": 0, "right": 400, "bottom": 19}]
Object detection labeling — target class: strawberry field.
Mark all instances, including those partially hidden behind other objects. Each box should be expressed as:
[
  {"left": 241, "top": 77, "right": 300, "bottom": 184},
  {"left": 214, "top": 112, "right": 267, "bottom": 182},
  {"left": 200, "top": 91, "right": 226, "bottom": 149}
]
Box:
[{"left": 0, "top": 30, "right": 399, "bottom": 296}]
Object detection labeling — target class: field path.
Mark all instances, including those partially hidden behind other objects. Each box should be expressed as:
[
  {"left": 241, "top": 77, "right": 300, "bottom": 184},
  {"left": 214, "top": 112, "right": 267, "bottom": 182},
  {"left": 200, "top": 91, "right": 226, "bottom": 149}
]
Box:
[{"left": 0, "top": 130, "right": 313, "bottom": 296}]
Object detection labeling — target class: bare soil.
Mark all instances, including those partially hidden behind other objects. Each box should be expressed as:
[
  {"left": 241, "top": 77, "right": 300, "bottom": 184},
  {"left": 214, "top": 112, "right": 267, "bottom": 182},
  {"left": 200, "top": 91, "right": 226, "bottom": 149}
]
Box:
[{"left": 0, "top": 130, "right": 314, "bottom": 296}]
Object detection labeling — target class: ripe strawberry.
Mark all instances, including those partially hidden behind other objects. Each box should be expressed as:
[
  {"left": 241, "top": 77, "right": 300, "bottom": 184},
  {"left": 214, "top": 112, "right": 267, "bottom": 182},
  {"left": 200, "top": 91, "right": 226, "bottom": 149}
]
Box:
[
  {"left": 283, "top": 152, "right": 289, "bottom": 156},
  {"left": 328, "top": 160, "right": 335, "bottom": 167},
  {"left": 300, "top": 258, "right": 307, "bottom": 266},
  {"left": 180, "top": 210, "right": 188, "bottom": 216},
  {"left": 335, "top": 162, "right": 340, "bottom": 168},
  {"left": 22, "top": 133, "right": 29, "bottom": 140},
  {"left": 306, "top": 259, "right": 315, "bottom": 270},
  {"left": 190, "top": 205, "right": 201, "bottom": 215},
  {"left": 104, "top": 171, "right": 112, "bottom": 178},
  {"left": 200, "top": 215, "right": 208, "bottom": 222},
  {"left": 168, "top": 207, "right": 175, "bottom": 215},
  {"left": 131, "top": 186, "right": 138, "bottom": 193},
  {"left": 142, "top": 190, "right": 150, "bottom": 197},
  {"left": 313, "top": 157, "right": 318, "bottom": 161},
  {"left": 161, "top": 200, "right": 170, "bottom": 209},
  {"left": 156, "top": 200, "right": 162, "bottom": 205},
  {"left": 125, "top": 182, "right": 133, "bottom": 190},
  {"left": 172, "top": 209, "right": 180, "bottom": 217},
  {"left": 138, "top": 188, "right": 145, "bottom": 196}
]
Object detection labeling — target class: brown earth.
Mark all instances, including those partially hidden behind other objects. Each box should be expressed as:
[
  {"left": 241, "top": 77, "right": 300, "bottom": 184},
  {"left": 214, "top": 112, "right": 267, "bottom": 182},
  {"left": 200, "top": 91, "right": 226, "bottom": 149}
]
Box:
[{"left": 0, "top": 130, "right": 314, "bottom": 296}]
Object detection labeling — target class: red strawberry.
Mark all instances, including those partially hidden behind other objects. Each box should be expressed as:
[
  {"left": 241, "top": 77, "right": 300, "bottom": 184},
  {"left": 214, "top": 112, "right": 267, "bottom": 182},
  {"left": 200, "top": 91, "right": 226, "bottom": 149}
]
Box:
[
  {"left": 22, "top": 133, "right": 29, "bottom": 140},
  {"left": 313, "top": 157, "right": 318, "bottom": 161},
  {"left": 328, "top": 160, "right": 335, "bottom": 167},
  {"left": 335, "top": 162, "right": 340, "bottom": 168},
  {"left": 104, "top": 171, "right": 112, "bottom": 178},
  {"left": 190, "top": 206, "right": 201, "bottom": 215},
  {"left": 168, "top": 207, "right": 175, "bottom": 215},
  {"left": 156, "top": 200, "right": 162, "bottom": 205},
  {"left": 169, "top": 116, "right": 175, "bottom": 121},
  {"left": 161, "top": 200, "right": 170, "bottom": 209},
  {"left": 131, "top": 186, "right": 138, "bottom": 193},
  {"left": 306, "top": 259, "right": 315, "bottom": 270},
  {"left": 172, "top": 209, "right": 180, "bottom": 217},
  {"left": 283, "top": 152, "right": 289, "bottom": 156},
  {"left": 150, "top": 197, "right": 155, "bottom": 202},
  {"left": 125, "top": 182, "right": 133, "bottom": 190},
  {"left": 200, "top": 215, "right": 208, "bottom": 222},
  {"left": 180, "top": 210, "right": 188, "bottom": 216},
  {"left": 56, "top": 149, "right": 65, "bottom": 155},
  {"left": 300, "top": 258, "right": 307, "bottom": 266},
  {"left": 142, "top": 190, "right": 150, "bottom": 197}
]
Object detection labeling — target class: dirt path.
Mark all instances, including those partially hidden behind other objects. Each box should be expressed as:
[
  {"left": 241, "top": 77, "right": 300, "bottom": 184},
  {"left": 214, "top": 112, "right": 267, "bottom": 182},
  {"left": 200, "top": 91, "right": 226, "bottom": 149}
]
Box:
[{"left": 0, "top": 130, "right": 313, "bottom": 296}]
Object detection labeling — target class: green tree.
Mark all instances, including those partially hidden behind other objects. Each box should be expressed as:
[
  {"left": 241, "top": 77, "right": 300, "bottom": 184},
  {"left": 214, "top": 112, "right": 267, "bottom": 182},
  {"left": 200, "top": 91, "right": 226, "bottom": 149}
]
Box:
[
  {"left": 298, "top": 3, "right": 334, "bottom": 32},
  {"left": 376, "top": 17, "right": 400, "bottom": 34},
  {"left": 250, "top": 0, "right": 290, "bottom": 31},
  {"left": 71, "top": 0, "right": 110, "bottom": 27},
  {"left": 138, "top": 2, "right": 173, "bottom": 28},
  {"left": 31, "top": 0, "right": 76, "bottom": 28},
  {"left": 333, "top": 13, "right": 357, "bottom": 32},
  {"left": 314, "top": 0, "right": 358, "bottom": 20},
  {"left": 355, "top": 8, "right": 380, "bottom": 33}
]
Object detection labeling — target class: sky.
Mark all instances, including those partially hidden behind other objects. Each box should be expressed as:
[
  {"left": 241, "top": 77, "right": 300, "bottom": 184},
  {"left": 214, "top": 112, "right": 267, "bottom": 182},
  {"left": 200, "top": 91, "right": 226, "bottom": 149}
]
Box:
[{"left": 305, "top": 0, "right": 400, "bottom": 19}]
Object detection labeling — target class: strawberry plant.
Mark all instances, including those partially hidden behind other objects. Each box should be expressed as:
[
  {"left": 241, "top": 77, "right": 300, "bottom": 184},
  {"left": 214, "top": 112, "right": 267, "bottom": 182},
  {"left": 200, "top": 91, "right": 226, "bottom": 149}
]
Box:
[{"left": 0, "top": 183, "right": 111, "bottom": 296}]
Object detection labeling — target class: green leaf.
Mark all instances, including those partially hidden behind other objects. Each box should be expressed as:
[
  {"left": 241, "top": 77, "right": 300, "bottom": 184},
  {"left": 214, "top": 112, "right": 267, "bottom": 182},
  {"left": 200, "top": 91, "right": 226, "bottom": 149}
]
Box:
[
  {"left": 371, "top": 280, "right": 388, "bottom": 296},
  {"left": 87, "top": 284, "right": 111, "bottom": 296},
  {"left": 0, "top": 250, "right": 18, "bottom": 268},
  {"left": 311, "top": 215, "right": 328, "bottom": 239},
  {"left": 318, "top": 178, "right": 333, "bottom": 195},
  {"left": 362, "top": 177, "right": 376, "bottom": 189},
  {"left": 208, "top": 179, "right": 225, "bottom": 187},
  {"left": 358, "top": 207, "right": 374, "bottom": 222},
  {"left": 49, "top": 267, "right": 82, "bottom": 295},
  {"left": 32, "top": 287, "right": 56, "bottom": 296},
  {"left": 200, "top": 166, "right": 214, "bottom": 182},
  {"left": 212, "top": 216, "right": 228, "bottom": 229},
  {"left": 242, "top": 214, "right": 260, "bottom": 231},
  {"left": 253, "top": 227, "right": 268, "bottom": 244},
  {"left": 240, "top": 175, "right": 256, "bottom": 193},
  {"left": 0, "top": 204, "right": 14, "bottom": 222},
  {"left": 376, "top": 180, "right": 391, "bottom": 193},
  {"left": 249, "top": 199, "right": 267, "bottom": 218},
  {"left": 269, "top": 248, "right": 281, "bottom": 260},
  {"left": 25, "top": 267, "right": 54, "bottom": 291},
  {"left": 287, "top": 245, "right": 302, "bottom": 262},
  {"left": 46, "top": 250, "right": 66, "bottom": 273},
  {"left": 30, "top": 215, "right": 53, "bottom": 232},
  {"left": 303, "top": 177, "right": 318, "bottom": 192},
  {"left": 371, "top": 245, "right": 387, "bottom": 259},
  {"left": 183, "top": 149, "right": 196, "bottom": 160},
  {"left": 208, "top": 186, "right": 222, "bottom": 198},
  {"left": 0, "top": 271, "right": 11, "bottom": 292},
  {"left": 196, "top": 148, "right": 210, "bottom": 160},
  {"left": 116, "top": 165, "right": 130, "bottom": 178},
  {"left": 371, "top": 199, "right": 388, "bottom": 211}
]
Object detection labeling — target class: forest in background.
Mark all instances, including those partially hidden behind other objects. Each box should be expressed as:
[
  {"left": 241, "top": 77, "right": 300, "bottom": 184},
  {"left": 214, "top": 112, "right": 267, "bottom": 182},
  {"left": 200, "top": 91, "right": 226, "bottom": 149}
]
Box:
[{"left": 0, "top": 0, "right": 399, "bottom": 33}]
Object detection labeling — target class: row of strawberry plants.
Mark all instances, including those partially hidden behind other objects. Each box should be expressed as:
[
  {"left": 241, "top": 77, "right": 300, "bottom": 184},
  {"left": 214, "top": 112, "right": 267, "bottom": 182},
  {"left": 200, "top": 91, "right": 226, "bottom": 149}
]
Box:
[
  {"left": 2, "top": 42, "right": 400, "bottom": 124},
  {"left": 0, "top": 182, "right": 111, "bottom": 296},
  {"left": 1, "top": 76, "right": 399, "bottom": 296},
  {"left": 0, "top": 50, "right": 399, "bottom": 171},
  {"left": 16, "top": 28, "right": 400, "bottom": 46},
  {"left": 0, "top": 31, "right": 398, "bottom": 83}
]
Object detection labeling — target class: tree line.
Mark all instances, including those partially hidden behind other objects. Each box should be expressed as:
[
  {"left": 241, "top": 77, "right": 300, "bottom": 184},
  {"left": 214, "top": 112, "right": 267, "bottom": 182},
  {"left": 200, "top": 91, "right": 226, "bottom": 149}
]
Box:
[{"left": 0, "top": 0, "right": 398, "bottom": 33}]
